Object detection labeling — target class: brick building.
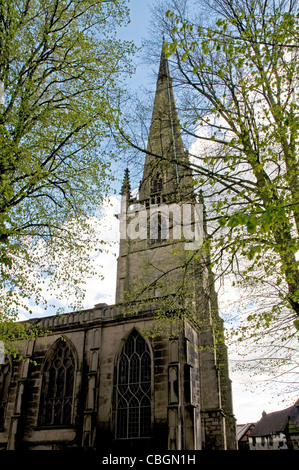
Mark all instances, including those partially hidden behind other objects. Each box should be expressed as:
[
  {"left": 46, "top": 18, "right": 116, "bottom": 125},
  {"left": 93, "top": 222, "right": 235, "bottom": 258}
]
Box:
[{"left": 0, "top": 48, "right": 237, "bottom": 451}]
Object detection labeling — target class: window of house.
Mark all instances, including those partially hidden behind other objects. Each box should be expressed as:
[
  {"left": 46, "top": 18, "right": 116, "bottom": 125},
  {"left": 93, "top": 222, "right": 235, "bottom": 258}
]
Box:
[
  {"left": 115, "top": 330, "right": 151, "bottom": 439},
  {"left": 0, "top": 359, "right": 11, "bottom": 430},
  {"left": 39, "top": 339, "right": 75, "bottom": 426}
]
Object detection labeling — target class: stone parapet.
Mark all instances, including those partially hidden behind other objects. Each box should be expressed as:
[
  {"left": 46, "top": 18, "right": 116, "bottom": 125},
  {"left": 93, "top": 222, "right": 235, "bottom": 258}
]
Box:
[{"left": 38, "top": 305, "right": 119, "bottom": 331}]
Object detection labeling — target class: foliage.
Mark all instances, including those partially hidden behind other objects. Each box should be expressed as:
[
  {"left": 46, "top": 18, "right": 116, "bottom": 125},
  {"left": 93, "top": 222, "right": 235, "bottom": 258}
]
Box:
[
  {"left": 0, "top": 318, "right": 46, "bottom": 359},
  {"left": 160, "top": 0, "right": 299, "bottom": 328},
  {"left": 0, "top": 0, "right": 134, "bottom": 337}
]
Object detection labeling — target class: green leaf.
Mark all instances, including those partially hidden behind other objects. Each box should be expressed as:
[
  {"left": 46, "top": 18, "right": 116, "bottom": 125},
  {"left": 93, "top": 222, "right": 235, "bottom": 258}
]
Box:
[
  {"left": 218, "top": 217, "right": 227, "bottom": 227},
  {"left": 246, "top": 217, "right": 258, "bottom": 234}
]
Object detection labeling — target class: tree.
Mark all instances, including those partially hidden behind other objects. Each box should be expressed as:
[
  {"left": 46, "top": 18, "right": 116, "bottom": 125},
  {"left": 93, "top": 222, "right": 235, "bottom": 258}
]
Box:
[
  {"left": 0, "top": 0, "right": 134, "bottom": 334},
  {"left": 144, "top": 0, "right": 299, "bottom": 326}
]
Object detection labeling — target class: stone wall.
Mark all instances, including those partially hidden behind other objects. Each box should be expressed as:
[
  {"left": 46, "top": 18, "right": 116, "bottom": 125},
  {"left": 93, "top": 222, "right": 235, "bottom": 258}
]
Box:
[{"left": 0, "top": 303, "right": 236, "bottom": 451}]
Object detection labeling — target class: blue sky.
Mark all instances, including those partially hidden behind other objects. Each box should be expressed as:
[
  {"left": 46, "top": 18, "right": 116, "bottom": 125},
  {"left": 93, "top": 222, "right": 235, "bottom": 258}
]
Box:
[
  {"left": 120, "top": 0, "right": 152, "bottom": 46},
  {"left": 106, "top": 0, "right": 159, "bottom": 192},
  {"left": 118, "top": 0, "right": 154, "bottom": 88}
]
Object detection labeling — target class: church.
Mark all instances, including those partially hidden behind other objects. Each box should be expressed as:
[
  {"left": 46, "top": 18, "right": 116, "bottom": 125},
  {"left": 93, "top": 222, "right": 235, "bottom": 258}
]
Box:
[{"left": 0, "top": 49, "right": 237, "bottom": 451}]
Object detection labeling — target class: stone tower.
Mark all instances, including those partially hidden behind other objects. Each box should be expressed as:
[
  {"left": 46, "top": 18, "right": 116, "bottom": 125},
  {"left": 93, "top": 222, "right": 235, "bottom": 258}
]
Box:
[
  {"left": 115, "top": 48, "right": 237, "bottom": 450},
  {"left": 0, "top": 47, "right": 237, "bottom": 452},
  {"left": 116, "top": 49, "right": 196, "bottom": 305}
]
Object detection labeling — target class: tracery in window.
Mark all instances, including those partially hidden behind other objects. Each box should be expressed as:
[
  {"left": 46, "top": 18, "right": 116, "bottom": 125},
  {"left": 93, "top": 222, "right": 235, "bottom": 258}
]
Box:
[
  {"left": 115, "top": 330, "right": 151, "bottom": 439},
  {"left": 39, "top": 339, "right": 75, "bottom": 426},
  {"left": 151, "top": 173, "right": 163, "bottom": 194},
  {"left": 0, "top": 359, "right": 11, "bottom": 430}
]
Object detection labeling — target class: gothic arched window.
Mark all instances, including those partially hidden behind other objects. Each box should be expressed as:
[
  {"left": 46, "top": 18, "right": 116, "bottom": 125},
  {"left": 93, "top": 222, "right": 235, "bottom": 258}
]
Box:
[
  {"left": 115, "top": 330, "right": 152, "bottom": 439},
  {"left": 152, "top": 173, "right": 163, "bottom": 194},
  {"left": 39, "top": 339, "right": 75, "bottom": 426},
  {"left": 0, "top": 359, "right": 11, "bottom": 430}
]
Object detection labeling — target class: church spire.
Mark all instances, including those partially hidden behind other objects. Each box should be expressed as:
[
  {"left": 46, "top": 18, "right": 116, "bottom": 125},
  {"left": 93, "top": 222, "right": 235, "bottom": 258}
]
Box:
[
  {"left": 157, "top": 44, "right": 169, "bottom": 81},
  {"left": 139, "top": 45, "right": 193, "bottom": 204}
]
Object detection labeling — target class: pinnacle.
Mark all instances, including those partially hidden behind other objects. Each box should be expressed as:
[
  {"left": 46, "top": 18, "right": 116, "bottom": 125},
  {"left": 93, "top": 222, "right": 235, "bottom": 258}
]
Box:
[{"left": 121, "top": 168, "right": 131, "bottom": 196}]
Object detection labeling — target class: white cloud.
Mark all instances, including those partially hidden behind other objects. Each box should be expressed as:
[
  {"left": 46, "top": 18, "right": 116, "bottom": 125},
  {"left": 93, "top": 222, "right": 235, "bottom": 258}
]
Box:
[
  {"left": 231, "top": 372, "right": 296, "bottom": 424},
  {"left": 18, "top": 195, "right": 121, "bottom": 320}
]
